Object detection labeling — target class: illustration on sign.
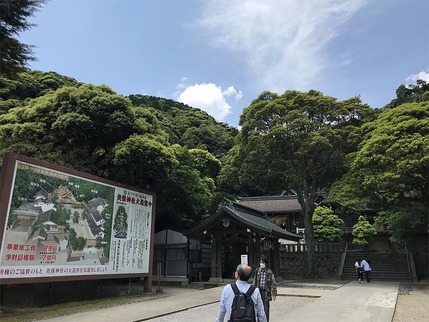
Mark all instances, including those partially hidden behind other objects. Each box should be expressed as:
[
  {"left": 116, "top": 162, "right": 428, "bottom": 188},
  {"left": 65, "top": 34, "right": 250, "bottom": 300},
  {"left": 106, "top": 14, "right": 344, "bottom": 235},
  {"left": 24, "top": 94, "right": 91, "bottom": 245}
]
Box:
[{"left": 0, "top": 161, "right": 153, "bottom": 279}]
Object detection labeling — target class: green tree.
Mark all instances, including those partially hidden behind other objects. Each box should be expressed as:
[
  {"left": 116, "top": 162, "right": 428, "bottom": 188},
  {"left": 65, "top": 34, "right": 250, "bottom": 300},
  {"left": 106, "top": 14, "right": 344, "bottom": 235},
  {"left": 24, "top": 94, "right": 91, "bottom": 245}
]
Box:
[
  {"left": 352, "top": 215, "right": 377, "bottom": 246},
  {"left": 0, "top": 0, "right": 46, "bottom": 77},
  {"left": 156, "top": 145, "right": 214, "bottom": 231},
  {"left": 229, "top": 90, "right": 375, "bottom": 275},
  {"left": 0, "top": 70, "right": 237, "bottom": 231},
  {"left": 384, "top": 80, "right": 429, "bottom": 109},
  {"left": 112, "top": 134, "right": 178, "bottom": 189},
  {"left": 58, "top": 211, "right": 68, "bottom": 226},
  {"left": 0, "top": 84, "right": 140, "bottom": 173},
  {"left": 189, "top": 148, "right": 221, "bottom": 178},
  {"left": 312, "top": 206, "right": 344, "bottom": 242},
  {"left": 76, "top": 237, "right": 86, "bottom": 251},
  {"left": 0, "top": 70, "right": 80, "bottom": 104},
  {"left": 329, "top": 101, "right": 429, "bottom": 242},
  {"left": 73, "top": 211, "right": 79, "bottom": 223},
  {"left": 95, "top": 236, "right": 103, "bottom": 249},
  {"left": 127, "top": 94, "right": 238, "bottom": 159}
]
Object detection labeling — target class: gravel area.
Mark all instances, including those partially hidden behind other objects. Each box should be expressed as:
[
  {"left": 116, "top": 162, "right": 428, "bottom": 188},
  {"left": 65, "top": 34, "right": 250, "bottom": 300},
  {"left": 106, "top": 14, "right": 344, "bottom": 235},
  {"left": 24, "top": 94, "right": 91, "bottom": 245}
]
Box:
[{"left": 392, "top": 283, "right": 429, "bottom": 322}]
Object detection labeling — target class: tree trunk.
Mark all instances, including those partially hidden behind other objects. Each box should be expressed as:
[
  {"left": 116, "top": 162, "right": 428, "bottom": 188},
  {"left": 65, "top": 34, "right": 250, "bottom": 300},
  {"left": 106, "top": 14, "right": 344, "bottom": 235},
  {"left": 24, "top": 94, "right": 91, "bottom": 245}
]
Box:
[{"left": 297, "top": 187, "right": 317, "bottom": 277}]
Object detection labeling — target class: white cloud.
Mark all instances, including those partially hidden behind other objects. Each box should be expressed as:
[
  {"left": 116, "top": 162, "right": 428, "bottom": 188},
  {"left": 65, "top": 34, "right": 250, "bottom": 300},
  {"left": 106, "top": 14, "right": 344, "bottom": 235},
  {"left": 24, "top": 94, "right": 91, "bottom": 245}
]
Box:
[
  {"left": 223, "top": 86, "right": 243, "bottom": 101},
  {"left": 406, "top": 70, "right": 429, "bottom": 83},
  {"left": 197, "top": 0, "right": 368, "bottom": 92},
  {"left": 178, "top": 83, "right": 241, "bottom": 122}
]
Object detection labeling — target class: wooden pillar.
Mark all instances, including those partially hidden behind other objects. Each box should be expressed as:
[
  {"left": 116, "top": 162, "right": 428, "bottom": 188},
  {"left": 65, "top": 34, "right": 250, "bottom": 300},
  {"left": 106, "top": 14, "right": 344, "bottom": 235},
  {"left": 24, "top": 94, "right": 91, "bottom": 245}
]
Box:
[
  {"left": 273, "top": 239, "right": 280, "bottom": 277},
  {"left": 210, "top": 235, "right": 217, "bottom": 277},
  {"left": 210, "top": 234, "right": 223, "bottom": 283},
  {"left": 255, "top": 235, "right": 261, "bottom": 265},
  {"left": 248, "top": 233, "right": 254, "bottom": 268}
]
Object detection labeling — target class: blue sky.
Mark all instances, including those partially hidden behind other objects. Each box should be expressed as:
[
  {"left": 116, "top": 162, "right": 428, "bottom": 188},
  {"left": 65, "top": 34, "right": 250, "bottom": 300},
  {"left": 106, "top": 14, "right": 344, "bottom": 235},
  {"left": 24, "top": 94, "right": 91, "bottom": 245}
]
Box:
[{"left": 20, "top": 0, "right": 429, "bottom": 127}]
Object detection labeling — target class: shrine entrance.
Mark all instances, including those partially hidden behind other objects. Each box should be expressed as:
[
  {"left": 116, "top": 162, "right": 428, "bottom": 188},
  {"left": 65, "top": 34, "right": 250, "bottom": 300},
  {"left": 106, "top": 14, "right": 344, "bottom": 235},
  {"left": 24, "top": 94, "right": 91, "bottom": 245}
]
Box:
[
  {"left": 185, "top": 199, "right": 301, "bottom": 282},
  {"left": 222, "top": 234, "right": 248, "bottom": 278}
]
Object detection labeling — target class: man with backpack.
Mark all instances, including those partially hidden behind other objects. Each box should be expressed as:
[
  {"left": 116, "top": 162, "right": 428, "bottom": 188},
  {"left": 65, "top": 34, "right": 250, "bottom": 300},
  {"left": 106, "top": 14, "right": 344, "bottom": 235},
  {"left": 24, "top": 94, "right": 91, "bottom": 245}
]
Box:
[{"left": 216, "top": 264, "right": 267, "bottom": 322}]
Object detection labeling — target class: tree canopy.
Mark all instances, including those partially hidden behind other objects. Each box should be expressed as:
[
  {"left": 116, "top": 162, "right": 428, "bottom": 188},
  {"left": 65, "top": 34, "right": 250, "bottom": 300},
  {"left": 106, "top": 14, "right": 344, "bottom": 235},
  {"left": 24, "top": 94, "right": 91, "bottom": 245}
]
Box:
[
  {"left": 0, "top": 0, "right": 46, "bottom": 77},
  {"left": 0, "top": 70, "right": 238, "bottom": 232},
  {"left": 1, "top": 66, "right": 427, "bottom": 249},
  {"left": 312, "top": 206, "right": 344, "bottom": 243},
  {"left": 220, "top": 89, "right": 376, "bottom": 275},
  {"left": 329, "top": 101, "right": 429, "bottom": 242},
  {"left": 352, "top": 216, "right": 377, "bottom": 246}
]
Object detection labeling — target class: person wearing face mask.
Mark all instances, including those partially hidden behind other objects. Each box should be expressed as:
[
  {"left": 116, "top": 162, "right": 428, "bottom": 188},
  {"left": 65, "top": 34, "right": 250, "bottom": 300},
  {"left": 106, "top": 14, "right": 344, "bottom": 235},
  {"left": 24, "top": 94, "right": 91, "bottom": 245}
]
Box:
[{"left": 253, "top": 255, "right": 277, "bottom": 322}]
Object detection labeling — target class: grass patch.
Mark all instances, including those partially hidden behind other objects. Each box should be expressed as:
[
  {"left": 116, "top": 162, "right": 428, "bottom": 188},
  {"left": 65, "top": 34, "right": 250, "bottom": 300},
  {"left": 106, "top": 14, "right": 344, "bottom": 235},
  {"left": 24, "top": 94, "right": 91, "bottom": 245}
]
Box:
[{"left": 0, "top": 292, "right": 161, "bottom": 322}]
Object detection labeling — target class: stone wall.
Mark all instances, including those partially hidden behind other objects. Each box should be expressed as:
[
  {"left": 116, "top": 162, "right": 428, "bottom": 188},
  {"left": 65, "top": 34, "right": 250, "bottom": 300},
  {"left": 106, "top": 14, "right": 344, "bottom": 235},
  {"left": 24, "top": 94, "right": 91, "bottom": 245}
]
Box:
[
  {"left": 409, "top": 234, "right": 429, "bottom": 280},
  {"left": 279, "top": 251, "right": 343, "bottom": 279}
]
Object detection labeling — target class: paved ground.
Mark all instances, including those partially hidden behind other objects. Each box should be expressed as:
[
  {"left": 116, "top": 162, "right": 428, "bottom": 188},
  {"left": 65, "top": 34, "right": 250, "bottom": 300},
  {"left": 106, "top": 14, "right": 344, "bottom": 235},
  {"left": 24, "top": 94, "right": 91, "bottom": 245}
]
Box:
[{"left": 36, "top": 280, "right": 398, "bottom": 322}]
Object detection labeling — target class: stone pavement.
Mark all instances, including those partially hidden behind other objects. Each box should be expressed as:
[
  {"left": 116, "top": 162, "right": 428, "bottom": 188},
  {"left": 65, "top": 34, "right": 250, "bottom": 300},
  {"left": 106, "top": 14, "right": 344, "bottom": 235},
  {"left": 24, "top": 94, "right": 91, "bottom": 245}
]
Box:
[{"left": 36, "top": 280, "right": 398, "bottom": 322}]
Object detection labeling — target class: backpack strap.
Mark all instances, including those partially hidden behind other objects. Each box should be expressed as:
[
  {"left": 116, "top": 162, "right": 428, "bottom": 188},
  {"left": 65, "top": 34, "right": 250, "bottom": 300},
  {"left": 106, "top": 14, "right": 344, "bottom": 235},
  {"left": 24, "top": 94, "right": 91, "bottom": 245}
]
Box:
[
  {"left": 231, "top": 283, "right": 255, "bottom": 296},
  {"left": 246, "top": 285, "right": 255, "bottom": 296},
  {"left": 231, "top": 283, "right": 240, "bottom": 295}
]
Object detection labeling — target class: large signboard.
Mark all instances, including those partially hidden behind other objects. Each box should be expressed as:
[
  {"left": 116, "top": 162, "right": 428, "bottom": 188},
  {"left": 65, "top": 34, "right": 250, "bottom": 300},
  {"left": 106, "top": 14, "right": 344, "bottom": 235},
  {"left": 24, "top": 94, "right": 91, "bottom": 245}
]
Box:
[{"left": 0, "top": 153, "right": 155, "bottom": 284}]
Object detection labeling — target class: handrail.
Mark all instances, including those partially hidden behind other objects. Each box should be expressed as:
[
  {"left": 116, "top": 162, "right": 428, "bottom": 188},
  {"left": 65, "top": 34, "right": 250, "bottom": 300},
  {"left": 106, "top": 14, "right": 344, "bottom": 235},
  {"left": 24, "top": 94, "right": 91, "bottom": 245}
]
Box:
[
  {"left": 339, "top": 242, "right": 348, "bottom": 280},
  {"left": 404, "top": 242, "right": 412, "bottom": 282}
]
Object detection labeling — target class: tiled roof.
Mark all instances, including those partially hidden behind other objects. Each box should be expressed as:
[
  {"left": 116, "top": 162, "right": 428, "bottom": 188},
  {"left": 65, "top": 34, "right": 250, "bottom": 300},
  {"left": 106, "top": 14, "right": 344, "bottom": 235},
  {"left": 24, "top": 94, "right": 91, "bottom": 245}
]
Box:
[
  {"left": 184, "top": 200, "right": 300, "bottom": 241},
  {"left": 238, "top": 195, "right": 302, "bottom": 213}
]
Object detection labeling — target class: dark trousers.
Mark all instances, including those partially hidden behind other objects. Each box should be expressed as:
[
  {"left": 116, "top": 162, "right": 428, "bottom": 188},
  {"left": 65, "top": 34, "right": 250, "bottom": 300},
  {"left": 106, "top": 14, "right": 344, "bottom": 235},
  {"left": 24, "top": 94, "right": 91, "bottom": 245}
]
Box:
[
  {"left": 365, "top": 270, "right": 371, "bottom": 282},
  {"left": 260, "top": 290, "right": 270, "bottom": 322},
  {"left": 357, "top": 270, "right": 363, "bottom": 281}
]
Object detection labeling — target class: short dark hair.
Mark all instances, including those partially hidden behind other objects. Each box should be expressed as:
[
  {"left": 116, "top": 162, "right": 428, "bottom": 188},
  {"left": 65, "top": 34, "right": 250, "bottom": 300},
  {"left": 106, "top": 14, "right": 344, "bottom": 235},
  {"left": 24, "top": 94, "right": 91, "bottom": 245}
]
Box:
[
  {"left": 261, "top": 255, "right": 269, "bottom": 265},
  {"left": 236, "top": 264, "right": 252, "bottom": 281}
]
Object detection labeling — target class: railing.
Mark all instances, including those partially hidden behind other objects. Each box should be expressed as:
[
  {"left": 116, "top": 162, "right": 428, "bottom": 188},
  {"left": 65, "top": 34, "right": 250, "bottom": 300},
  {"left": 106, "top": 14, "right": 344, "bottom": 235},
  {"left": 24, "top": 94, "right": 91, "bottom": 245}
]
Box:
[
  {"left": 405, "top": 242, "right": 413, "bottom": 282},
  {"left": 339, "top": 242, "right": 349, "bottom": 280},
  {"left": 340, "top": 226, "right": 392, "bottom": 234},
  {"left": 280, "top": 243, "right": 345, "bottom": 253}
]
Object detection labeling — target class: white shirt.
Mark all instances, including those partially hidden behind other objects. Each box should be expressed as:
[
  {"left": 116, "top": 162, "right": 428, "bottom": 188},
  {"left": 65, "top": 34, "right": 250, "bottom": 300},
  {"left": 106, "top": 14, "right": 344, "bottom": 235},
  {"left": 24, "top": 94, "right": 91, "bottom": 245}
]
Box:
[
  {"left": 216, "top": 280, "right": 267, "bottom": 322},
  {"left": 361, "top": 259, "right": 371, "bottom": 271}
]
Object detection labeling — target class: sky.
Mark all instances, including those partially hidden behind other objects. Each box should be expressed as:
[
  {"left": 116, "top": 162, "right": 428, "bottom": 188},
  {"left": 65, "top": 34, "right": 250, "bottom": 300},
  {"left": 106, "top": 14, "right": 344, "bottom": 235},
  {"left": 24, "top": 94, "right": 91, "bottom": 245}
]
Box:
[{"left": 20, "top": 0, "right": 429, "bottom": 128}]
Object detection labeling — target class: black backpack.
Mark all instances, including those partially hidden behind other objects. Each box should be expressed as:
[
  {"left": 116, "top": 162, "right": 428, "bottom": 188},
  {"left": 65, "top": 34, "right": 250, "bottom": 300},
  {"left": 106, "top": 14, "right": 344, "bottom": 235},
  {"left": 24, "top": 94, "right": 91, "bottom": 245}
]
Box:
[{"left": 228, "top": 284, "right": 256, "bottom": 322}]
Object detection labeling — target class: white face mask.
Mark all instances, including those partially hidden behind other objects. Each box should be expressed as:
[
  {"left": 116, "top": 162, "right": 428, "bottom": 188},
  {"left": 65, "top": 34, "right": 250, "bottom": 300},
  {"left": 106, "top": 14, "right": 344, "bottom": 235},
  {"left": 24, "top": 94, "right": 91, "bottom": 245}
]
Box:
[{"left": 260, "top": 263, "right": 266, "bottom": 269}]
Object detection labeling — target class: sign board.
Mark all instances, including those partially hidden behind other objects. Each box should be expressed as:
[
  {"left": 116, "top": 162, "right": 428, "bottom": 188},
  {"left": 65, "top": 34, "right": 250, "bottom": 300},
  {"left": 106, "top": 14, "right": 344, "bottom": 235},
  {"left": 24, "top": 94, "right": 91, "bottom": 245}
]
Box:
[
  {"left": 240, "top": 254, "right": 248, "bottom": 265},
  {"left": 0, "top": 153, "right": 156, "bottom": 284}
]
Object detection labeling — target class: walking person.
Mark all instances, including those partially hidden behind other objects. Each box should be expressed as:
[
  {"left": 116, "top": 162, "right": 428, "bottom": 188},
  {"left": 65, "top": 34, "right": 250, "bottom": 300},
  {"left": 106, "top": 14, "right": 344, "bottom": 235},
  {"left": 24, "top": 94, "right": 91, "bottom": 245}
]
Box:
[
  {"left": 355, "top": 258, "right": 364, "bottom": 283},
  {"left": 216, "top": 264, "right": 267, "bottom": 322},
  {"left": 253, "top": 256, "right": 277, "bottom": 322},
  {"left": 361, "top": 256, "right": 372, "bottom": 282}
]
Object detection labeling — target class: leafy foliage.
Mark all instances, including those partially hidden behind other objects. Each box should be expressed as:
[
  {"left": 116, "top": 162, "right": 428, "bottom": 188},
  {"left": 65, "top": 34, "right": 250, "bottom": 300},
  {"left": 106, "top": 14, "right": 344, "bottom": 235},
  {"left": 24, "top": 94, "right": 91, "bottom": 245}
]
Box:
[
  {"left": 312, "top": 206, "right": 344, "bottom": 242},
  {"left": 352, "top": 216, "right": 377, "bottom": 246},
  {"left": 0, "top": 70, "right": 237, "bottom": 231},
  {"left": 155, "top": 145, "right": 214, "bottom": 231},
  {"left": 221, "top": 89, "right": 375, "bottom": 274},
  {"left": 189, "top": 148, "right": 221, "bottom": 179},
  {"left": 0, "top": 0, "right": 46, "bottom": 77},
  {"left": 128, "top": 94, "right": 238, "bottom": 159},
  {"left": 384, "top": 80, "right": 429, "bottom": 109},
  {"left": 0, "top": 70, "right": 81, "bottom": 109},
  {"left": 330, "top": 101, "right": 429, "bottom": 242}
]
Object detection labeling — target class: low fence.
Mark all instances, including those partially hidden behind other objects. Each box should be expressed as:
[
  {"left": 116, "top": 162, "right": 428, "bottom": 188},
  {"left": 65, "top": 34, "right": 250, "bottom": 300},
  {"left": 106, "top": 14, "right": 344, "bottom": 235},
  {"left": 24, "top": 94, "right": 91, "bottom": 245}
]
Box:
[{"left": 280, "top": 243, "right": 345, "bottom": 253}]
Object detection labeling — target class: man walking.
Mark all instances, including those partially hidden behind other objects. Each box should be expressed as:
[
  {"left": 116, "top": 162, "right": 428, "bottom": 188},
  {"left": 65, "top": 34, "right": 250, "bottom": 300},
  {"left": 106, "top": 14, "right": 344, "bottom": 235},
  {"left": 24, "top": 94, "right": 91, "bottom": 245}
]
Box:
[
  {"left": 361, "top": 256, "right": 372, "bottom": 282},
  {"left": 253, "top": 256, "right": 277, "bottom": 322},
  {"left": 216, "top": 264, "right": 267, "bottom": 322}
]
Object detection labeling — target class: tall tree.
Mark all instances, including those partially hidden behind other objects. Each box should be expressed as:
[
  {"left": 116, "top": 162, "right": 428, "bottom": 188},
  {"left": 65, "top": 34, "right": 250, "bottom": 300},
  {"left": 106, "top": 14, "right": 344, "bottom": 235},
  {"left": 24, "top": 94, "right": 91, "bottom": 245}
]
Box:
[
  {"left": 0, "top": 0, "right": 46, "bottom": 77},
  {"left": 329, "top": 101, "right": 429, "bottom": 242},
  {"left": 228, "top": 90, "right": 375, "bottom": 276}
]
